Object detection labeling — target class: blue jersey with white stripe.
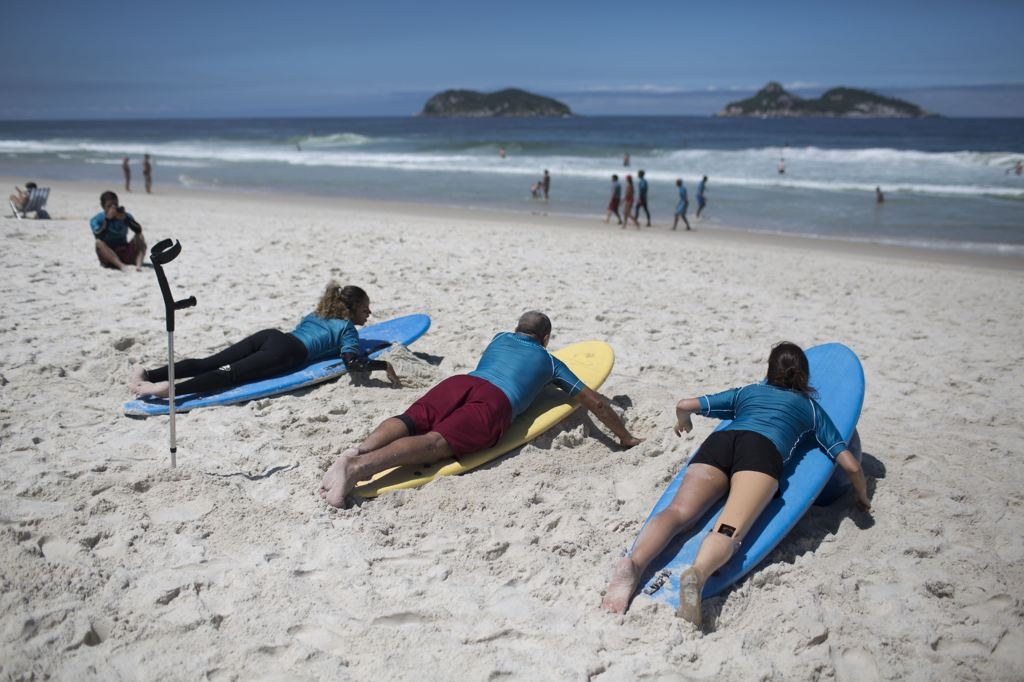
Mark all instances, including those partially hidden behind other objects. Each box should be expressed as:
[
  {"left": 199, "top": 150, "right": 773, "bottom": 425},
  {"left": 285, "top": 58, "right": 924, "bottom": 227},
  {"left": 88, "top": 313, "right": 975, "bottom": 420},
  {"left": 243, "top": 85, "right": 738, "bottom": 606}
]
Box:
[
  {"left": 469, "top": 332, "right": 584, "bottom": 417},
  {"left": 699, "top": 383, "right": 847, "bottom": 462}
]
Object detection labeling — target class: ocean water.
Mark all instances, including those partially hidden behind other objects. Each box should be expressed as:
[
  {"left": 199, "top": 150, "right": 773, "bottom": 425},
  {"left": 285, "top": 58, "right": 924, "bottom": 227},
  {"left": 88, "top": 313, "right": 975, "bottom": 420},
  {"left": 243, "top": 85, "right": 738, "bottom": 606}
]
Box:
[{"left": 2, "top": 116, "right": 1022, "bottom": 256}]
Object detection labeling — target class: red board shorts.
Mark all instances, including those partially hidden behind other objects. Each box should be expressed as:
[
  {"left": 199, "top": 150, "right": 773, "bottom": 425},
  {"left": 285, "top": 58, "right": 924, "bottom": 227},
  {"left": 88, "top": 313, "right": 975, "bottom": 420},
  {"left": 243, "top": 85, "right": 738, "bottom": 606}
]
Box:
[
  {"left": 401, "top": 375, "right": 513, "bottom": 457},
  {"left": 98, "top": 238, "right": 140, "bottom": 268}
]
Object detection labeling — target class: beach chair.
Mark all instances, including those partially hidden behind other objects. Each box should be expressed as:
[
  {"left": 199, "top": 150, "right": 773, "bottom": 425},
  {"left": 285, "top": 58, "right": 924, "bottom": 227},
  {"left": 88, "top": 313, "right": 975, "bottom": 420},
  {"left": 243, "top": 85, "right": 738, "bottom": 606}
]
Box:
[{"left": 9, "top": 187, "right": 49, "bottom": 219}]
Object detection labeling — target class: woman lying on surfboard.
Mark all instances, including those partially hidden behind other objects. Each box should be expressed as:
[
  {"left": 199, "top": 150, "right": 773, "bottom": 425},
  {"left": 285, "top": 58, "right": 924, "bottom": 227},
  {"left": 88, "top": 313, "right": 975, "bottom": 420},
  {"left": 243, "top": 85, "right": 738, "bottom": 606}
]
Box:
[
  {"left": 602, "top": 341, "right": 870, "bottom": 625},
  {"left": 129, "top": 282, "right": 401, "bottom": 398}
]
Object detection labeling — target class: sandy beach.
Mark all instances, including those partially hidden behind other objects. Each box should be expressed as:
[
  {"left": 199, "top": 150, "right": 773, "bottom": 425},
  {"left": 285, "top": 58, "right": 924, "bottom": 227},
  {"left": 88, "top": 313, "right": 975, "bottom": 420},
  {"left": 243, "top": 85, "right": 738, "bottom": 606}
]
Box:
[{"left": 2, "top": 179, "right": 1022, "bottom": 680}]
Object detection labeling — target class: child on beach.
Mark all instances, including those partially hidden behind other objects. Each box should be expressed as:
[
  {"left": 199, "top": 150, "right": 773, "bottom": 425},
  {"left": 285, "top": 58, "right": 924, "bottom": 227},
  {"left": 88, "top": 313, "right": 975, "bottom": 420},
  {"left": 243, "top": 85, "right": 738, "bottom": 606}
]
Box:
[
  {"left": 130, "top": 283, "right": 401, "bottom": 398},
  {"left": 601, "top": 342, "right": 870, "bottom": 626}
]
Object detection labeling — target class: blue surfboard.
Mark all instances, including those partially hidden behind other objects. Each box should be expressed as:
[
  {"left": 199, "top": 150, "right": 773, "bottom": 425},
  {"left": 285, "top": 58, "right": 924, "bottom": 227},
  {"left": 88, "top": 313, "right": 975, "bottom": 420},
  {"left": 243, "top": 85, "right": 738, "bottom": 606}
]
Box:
[
  {"left": 636, "top": 343, "right": 864, "bottom": 606},
  {"left": 123, "top": 314, "right": 431, "bottom": 417}
]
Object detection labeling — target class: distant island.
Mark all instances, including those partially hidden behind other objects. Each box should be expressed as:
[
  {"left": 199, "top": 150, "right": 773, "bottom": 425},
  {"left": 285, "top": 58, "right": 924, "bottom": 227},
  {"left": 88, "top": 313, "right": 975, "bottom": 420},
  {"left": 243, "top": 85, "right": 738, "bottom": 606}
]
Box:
[
  {"left": 421, "top": 88, "right": 573, "bottom": 118},
  {"left": 717, "top": 82, "right": 933, "bottom": 118}
]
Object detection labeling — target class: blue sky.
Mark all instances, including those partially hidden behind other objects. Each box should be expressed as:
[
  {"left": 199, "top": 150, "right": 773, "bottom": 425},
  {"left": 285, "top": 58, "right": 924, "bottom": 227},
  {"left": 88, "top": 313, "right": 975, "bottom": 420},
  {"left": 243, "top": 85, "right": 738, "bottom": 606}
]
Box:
[{"left": 3, "top": 0, "right": 1022, "bottom": 119}]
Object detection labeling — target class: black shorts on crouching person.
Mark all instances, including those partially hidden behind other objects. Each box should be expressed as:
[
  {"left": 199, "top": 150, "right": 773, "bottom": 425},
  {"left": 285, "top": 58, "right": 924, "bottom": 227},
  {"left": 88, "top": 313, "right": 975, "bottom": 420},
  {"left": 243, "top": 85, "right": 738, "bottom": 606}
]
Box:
[{"left": 691, "top": 430, "right": 784, "bottom": 480}]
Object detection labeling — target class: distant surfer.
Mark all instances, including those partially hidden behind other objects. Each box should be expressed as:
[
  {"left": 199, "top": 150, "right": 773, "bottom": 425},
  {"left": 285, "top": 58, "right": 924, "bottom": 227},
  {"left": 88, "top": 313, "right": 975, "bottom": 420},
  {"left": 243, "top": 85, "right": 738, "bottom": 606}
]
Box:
[
  {"left": 130, "top": 283, "right": 401, "bottom": 398},
  {"left": 602, "top": 342, "right": 870, "bottom": 624},
  {"left": 499, "top": 147, "right": 507, "bottom": 159},
  {"left": 672, "top": 179, "right": 691, "bottom": 231},
  {"left": 319, "top": 311, "right": 644, "bottom": 508},
  {"left": 875, "top": 186, "right": 885, "bottom": 204},
  {"left": 1007, "top": 160, "right": 1023, "bottom": 176},
  {"left": 777, "top": 158, "right": 786, "bottom": 175},
  {"left": 623, "top": 152, "right": 631, "bottom": 167},
  {"left": 696, "top": 176, "right": 708, "bottom": 219}
]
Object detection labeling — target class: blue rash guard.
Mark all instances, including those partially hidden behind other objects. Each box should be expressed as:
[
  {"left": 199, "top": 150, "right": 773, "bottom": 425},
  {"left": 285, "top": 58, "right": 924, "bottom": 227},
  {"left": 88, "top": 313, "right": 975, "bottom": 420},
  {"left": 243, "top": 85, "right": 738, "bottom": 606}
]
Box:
[
  {"left": 676, "top": 185, "right": 688, "bottom": 213},
  {"left": 289, "top": 314, "right": 360, "bottom": 362},
  {"left": 90, "top": 211, "right": 141, "bottom": 246},
  {"left": 638, "top": 177, "right": 648, "bottom": 202},
  {"left": 699, "top": 383, "right": 847, "bottom": 462},
  {"left": 468, "top": 332, "right": 585, "bottom": 417}
]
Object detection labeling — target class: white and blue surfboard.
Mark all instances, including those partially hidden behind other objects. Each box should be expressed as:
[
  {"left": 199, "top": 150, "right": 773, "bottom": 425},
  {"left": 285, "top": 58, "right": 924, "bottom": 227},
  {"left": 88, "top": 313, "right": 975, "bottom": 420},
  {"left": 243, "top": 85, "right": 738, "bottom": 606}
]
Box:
[
  {"left": 123, "top": 313, "right": 430, "bottom": 417},
  {"left": 636, "top": 342, "right": 865, "bottom": 605}
]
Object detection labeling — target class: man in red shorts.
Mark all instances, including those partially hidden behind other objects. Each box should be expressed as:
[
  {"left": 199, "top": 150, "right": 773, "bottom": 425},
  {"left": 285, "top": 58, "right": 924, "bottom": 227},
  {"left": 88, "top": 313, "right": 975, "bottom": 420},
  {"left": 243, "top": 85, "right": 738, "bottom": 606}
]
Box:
[
  {"left": 90, "top": 190, "right": 146, "bottom": 271},
  {"left": 320, "top": 311, "right": 644, "bottom": 507}
]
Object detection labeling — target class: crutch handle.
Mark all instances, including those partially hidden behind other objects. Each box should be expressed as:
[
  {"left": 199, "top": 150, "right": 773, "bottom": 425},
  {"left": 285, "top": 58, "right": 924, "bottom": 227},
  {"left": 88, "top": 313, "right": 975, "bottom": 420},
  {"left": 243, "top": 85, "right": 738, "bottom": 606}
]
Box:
[
  {"left": 175, "top": 296, "right": 197, "bottom": 310},
  {"left": 150, "top": 238, "right": 181, "bottom": 265}
]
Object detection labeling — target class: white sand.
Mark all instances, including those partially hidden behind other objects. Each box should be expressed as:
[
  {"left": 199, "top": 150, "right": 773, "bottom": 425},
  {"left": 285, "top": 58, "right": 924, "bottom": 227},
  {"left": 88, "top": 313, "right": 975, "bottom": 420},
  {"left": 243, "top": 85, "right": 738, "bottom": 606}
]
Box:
[{"left": 2, "top": 181, "right": 1022, "bottom": 680}]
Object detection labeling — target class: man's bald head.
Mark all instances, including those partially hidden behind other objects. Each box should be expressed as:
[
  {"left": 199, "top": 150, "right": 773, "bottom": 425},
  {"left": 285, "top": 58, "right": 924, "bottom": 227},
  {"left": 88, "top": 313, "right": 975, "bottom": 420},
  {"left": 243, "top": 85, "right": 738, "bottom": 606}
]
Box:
[{"left": 515, "top": 311, "right": 552, "bottom": 342}]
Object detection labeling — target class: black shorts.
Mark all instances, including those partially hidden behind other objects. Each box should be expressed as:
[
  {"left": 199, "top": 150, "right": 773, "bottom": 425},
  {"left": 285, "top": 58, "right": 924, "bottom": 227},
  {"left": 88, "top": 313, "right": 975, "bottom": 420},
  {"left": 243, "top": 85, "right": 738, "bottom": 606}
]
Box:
[{"left": 691, "top": 430, "right": 784, "bottom": 480}]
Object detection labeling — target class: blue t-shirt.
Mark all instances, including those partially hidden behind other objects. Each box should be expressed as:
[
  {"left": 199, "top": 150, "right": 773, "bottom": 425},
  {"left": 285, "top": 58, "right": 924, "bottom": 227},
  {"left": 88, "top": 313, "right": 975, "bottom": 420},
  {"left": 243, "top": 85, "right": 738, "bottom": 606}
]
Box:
[
  {"left": 697, "top": 178, "right": 707, "bottom": 199},
  {"left": 638, "top": 178, "right": 648, "bottom": 200},
  {"left": 612, "top": 181, "right": 622, "bottom": 200},
  {"left": 290, "top": 314, "right": 360, "bottom": 362},
  {"left": 90, "top": 212, "right": 139, "bottom": 246},
  {"left": 699, "top": 383, "right": 847, "bottom": 462},
  {"left": 469, "top": 332, "right": 584, "bottom": 417}
]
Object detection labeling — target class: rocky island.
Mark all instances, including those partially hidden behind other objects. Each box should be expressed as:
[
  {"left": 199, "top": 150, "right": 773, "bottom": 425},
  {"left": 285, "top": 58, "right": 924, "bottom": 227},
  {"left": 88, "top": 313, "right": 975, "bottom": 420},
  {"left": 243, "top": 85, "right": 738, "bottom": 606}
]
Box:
[
  {"left": 421, "top": 88, "right": 573, "bottom": 117},
  {"left": 717, "top": 82, "right": 932, "bottom": 118}
]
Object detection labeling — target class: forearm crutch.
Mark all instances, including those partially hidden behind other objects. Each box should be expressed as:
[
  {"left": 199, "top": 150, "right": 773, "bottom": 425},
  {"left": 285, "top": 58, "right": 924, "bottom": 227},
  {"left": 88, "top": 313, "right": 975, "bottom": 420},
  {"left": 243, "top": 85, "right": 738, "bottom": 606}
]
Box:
[{"left": 150, "top": 239, "right": 197, "bottom": 467}]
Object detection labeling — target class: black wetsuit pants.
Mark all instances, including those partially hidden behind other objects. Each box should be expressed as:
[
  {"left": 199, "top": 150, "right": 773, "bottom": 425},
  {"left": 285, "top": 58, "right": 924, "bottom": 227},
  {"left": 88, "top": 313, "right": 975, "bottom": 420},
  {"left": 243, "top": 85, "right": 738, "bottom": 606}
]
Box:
[
  {"left": 146, "top": 328, "right": 307, "bottom": 395},
  {"left": 634, "top": 199, "right": 650, "bottom": 225}
]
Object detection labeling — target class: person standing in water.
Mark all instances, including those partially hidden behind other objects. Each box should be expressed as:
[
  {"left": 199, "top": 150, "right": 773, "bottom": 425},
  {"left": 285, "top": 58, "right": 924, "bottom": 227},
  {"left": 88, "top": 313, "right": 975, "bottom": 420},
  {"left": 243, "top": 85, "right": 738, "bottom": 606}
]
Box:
[
  {"left": 143, "top": 154, "right": 153, "bottom": 194},
  {"left": 122, "top": 157, "right": 131, "bottom": 192}
]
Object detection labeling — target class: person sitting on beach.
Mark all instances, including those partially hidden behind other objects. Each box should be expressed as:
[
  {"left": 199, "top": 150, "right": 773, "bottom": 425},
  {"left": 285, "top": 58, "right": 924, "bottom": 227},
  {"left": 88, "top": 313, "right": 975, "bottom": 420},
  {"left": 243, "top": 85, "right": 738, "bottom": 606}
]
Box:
[
  {"left": 602, "top": 342, "right": 870, "bottom": 626},
  {"left": 130, "top": 283, "right": 401, "bottom": 398},
  {"left": 90, "top": 191, "right": 147, "bottom": 271},
  {"left": 9, "top": 181, "right": 37, "bottom": 213},
  {"left": 319, "top": 311, "right": 645, "bottom": 508}
]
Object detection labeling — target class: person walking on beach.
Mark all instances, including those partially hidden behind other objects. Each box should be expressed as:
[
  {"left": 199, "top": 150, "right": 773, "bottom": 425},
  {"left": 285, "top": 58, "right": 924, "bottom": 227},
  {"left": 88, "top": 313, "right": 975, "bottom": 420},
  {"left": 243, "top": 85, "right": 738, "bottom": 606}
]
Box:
[
  {"left": 90, "top": 191, "right": 146, "bottom": 271},
  {"left": 672, "top": 179, "right": 691, "bottom": 231},
  {"left": 121, "top": 157, "right": 131, "bottom": 192},
  {"left": 542, "top": 170, "right": 551, "bottom": 200},
  {"left": 605, "top": 174, "right": 623, "bottom": 225},
  {"left": 130, "top": 283, "right": 401, "bottom": 398},
  {"left": 319, "top": 311, "right": 645, "bottom": 508},
  {"left": 143, "top": 154, "right": 153, "bottom": 194},
  {"left": 622, "top": 175, "right": 636, "bottom": 228},
  {"left": 696, "top": 176, "right": 708, "bottom": 219},
  {"left": 601, "top": 342, "right": 870, "bottom": 625},
  {"left": 633, "top": 170, "right": 651, "bottom": 226}
]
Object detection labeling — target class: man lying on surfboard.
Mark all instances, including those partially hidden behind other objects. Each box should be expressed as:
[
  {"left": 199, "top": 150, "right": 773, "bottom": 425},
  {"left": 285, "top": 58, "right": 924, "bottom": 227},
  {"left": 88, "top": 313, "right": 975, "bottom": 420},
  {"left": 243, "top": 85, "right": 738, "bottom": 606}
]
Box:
[
  {"left": 601, "top": 341, "right": 870, "bottom": 626},
  {"left": 320, "top": 311, "right": 644, "bottom": 508}
]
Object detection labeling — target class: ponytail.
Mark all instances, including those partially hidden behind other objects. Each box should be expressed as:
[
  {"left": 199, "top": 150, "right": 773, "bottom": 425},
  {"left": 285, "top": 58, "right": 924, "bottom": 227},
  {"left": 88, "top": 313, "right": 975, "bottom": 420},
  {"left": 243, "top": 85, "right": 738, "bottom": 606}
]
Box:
[{"left": 766, "top": 341, "right": 814, "bottom": 397}]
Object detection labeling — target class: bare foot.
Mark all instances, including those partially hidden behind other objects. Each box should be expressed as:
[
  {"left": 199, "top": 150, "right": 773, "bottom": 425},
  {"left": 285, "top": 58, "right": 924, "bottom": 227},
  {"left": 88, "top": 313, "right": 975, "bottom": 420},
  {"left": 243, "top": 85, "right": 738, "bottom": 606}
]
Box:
[
  {"left": 128, "top": 366, "right": 147, "bottom": 394},
  {"left": 320, "top": 448, "right": 358, "bottom": 508},
  {"left": 602, "top": 557, "right": 640, "bottom": 614},
  {"left": 134, "top": 379, "right": 170, "bottom": 398},
  {"left": 676, "top": 566, "right": 705, "bottom": 626}
]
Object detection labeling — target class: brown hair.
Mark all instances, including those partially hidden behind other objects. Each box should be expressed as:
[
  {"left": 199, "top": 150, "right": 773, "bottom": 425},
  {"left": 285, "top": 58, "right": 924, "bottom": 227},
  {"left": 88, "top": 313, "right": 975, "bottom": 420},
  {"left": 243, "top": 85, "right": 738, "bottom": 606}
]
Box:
[
  {"left": 765, "top": 341, "right": 814, "bottom": 397},
  {"left": 314, "top": 281, "right": 368, "bottom": 320}
]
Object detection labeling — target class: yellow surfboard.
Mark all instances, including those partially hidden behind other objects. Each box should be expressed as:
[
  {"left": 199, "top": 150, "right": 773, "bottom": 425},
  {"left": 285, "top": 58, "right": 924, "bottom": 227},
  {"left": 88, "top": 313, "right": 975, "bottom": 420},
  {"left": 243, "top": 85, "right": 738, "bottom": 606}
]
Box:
[{"left": 352, "top": 340, "right": 615, "bottom": 498}]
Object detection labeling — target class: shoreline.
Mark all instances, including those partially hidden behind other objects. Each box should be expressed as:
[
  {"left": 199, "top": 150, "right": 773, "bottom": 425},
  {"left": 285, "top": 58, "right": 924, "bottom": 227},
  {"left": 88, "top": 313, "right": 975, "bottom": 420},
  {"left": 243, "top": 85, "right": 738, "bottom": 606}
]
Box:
[{"left": 6, "top": 175, "right": 1022, "bottom": 272}]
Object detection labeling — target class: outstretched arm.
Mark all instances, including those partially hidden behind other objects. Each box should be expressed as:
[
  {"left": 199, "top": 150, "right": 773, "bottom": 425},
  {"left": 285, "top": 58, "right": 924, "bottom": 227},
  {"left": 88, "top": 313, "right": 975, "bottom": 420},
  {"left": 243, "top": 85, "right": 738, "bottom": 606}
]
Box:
[
  {"left": 575, "top": 387, "right": 644, "bottom": 448},
  {"left": 836, "top": 449, "right": 871, "bottom": 511}
]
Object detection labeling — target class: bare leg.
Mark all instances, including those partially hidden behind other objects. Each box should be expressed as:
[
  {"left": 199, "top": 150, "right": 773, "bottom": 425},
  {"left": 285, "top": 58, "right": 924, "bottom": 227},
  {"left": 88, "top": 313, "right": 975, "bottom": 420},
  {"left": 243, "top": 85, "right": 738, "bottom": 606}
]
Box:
[
  {"left": 133, "top": 234, "right": 147, "bottom": 270},
  {"left": 602, "top": 463, "right": 727, "bottom": 613},
  {"left": 95, "top": 240, "right": 128, "bottom": 271},
  {"left": 320, "top": 417, "right": 410, "bottom": 494},
  {"left": 677, "top": 470, "right": 778, "bottom": 626},
  {"left": 320, "top": 425, "right": 452, "bottom": 508}
]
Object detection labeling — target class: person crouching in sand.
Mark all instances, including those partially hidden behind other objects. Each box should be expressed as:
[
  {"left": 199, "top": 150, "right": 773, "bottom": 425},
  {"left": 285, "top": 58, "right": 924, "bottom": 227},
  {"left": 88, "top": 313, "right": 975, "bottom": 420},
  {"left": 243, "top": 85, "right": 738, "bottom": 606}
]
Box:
[
  {"left": 602, "top": 342, "right": 870, "bottom": 626},
  {"left": 130, "top": 282, "right": 400, "bottom": 398},
  {"left": 320, "top": 311, "right": 645, "bottom": 508}
]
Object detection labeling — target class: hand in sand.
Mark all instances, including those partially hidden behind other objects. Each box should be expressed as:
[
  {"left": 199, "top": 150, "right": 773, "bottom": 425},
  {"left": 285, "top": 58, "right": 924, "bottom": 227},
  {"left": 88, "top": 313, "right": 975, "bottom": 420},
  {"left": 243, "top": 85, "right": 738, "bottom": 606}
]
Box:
[
  {"left": 385, "top": 362, "right": 402, "bottom": 388},
  {"left": 674, "top": 413, "right": 693, "bottom": 436}
]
